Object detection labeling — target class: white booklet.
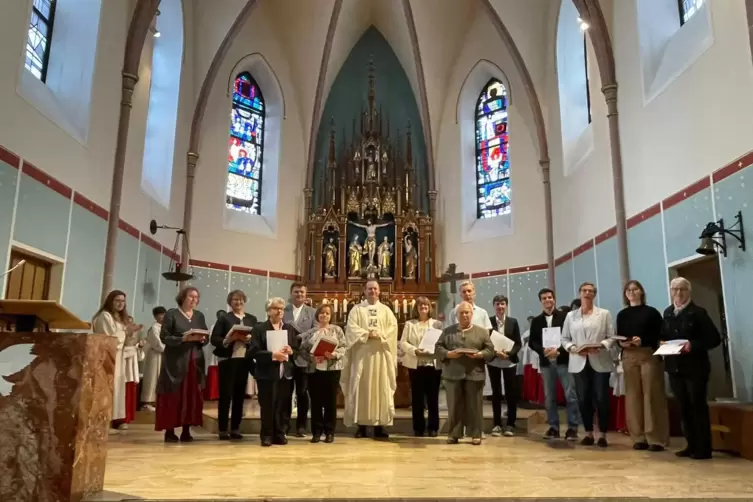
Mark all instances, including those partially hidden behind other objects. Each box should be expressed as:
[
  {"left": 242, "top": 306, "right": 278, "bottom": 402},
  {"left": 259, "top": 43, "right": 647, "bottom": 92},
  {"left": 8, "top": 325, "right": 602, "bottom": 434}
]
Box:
[
  {"left": 654, "top": 339, "right": 689, "bottom": 356},
  {"left": 418, "top": 328, "right": 443, "bottom": 354},
  {"left": 542, "top": 327, "right": 561, "bottom": 348},
  {"left": 266, "top": 330, "right": 289, "bottom": 357},
  {"left": 490, "top": 330, "right": 515, "bottom": 352}
]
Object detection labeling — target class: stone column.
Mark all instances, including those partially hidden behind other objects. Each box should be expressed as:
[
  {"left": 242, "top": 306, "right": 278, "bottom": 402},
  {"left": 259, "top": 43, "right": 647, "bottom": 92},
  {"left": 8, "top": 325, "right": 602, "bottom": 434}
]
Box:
[
  {"left": 603, "top": 84, "right": 630, "bottom": 286},
  {"left": 101, "top": 72, "right": 138, "bottom": 301},
  {"left": 181, "top": 152, "right": 199, "bottom": 269},
  {"left": 427, "top": 190, "right": 437, "bottom": 219},
  {"left": 540, "top": 159, "right": 555, "bottom": 290},
  {"left": 747, "top": 0, "right": 753, "bottom": 62}
]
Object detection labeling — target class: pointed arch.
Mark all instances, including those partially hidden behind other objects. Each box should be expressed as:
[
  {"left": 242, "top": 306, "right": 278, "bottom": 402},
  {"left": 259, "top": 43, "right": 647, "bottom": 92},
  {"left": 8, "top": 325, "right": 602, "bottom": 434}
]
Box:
[{"left": 474, "top": 78, "right": 511, "bottom": 219}]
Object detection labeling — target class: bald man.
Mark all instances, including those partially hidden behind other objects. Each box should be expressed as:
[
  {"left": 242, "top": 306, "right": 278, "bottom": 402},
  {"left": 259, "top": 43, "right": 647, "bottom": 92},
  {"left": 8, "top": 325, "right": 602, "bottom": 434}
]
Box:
[{"left": 435, "top": 301, "right": 495, "bottom": 445}]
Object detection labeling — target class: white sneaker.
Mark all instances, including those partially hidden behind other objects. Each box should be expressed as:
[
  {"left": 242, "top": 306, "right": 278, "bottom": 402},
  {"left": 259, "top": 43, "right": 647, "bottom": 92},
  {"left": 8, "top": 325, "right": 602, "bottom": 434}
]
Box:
[
  {"left": 141, "top": 405, "right": 156, "bottom": 412},
  {"left": 117, "top": 423, "right": 128, "bottom": 431},
  {"left": 491, "top": 425, "right": 502, "bottom": 437},
  {"left": 503, "top": 426, "right": 514, "bottom": 437}
]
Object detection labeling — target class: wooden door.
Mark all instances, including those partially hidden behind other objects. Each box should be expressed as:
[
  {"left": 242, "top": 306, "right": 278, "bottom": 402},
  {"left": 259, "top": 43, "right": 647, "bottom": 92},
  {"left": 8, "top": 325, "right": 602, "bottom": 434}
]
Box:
[{"left": 4, "top": 251, "right": 51, "bottom": 301}]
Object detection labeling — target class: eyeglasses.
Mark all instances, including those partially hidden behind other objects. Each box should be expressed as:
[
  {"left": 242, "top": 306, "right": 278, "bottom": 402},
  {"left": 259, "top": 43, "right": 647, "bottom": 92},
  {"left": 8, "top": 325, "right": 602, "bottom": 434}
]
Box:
[
  {"left": 581, "top": 289, "right": 596, "bottom": 294},
  {"left": 670, "top": 287, "right": 689, "bottom": 292}
]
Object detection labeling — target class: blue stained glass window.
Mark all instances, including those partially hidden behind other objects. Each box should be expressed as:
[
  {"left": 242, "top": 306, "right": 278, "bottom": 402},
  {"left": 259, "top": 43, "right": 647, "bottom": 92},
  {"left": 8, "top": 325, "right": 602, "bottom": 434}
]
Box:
[
  {"left": 25, "top": 0, "right": 57, "bottom": 82},
  {"left": 226, "top": 73, "right": 264, "bottom": 215},
  {"left": 475, "top": 79, "right": 511, "bottom": 220},
  {"left": 679, "top": 0, "right": 704, "bottom": 25}
]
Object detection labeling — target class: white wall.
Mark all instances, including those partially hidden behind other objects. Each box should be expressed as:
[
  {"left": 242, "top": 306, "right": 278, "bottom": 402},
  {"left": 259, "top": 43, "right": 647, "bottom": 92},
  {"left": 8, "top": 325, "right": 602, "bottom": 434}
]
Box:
[
  {"left": 0, "top": 0, "right": 192, "bottom": 249},
  {"left": 435, "top": 9, "right": 548, "bottom": 274},
  {"left": 546, "top": 0, "right": 753, "bottom": 254},
  {"left": 190, "top": 0, "right": 305, "bottom": 274}
]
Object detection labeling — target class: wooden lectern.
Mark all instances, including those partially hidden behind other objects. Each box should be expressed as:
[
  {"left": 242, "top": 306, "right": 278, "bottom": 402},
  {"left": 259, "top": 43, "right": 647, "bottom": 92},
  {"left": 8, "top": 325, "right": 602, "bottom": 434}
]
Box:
[
  {"left": 0, "top": 301, "right": 114, "bottom": 502},
  {"left": 0, "top": 299, "right": 90, "bottom": 332}
]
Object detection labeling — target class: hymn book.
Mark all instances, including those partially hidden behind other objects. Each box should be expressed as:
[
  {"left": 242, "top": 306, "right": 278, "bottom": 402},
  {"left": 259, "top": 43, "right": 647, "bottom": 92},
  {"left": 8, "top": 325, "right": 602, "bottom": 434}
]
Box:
[
  {"left": 184, "top": 329, "right": 209, "bottom": 341},
  {"left": 225, "top": 325, "right": 253, "bottom": 358},
  {"left": 575, "top": 343, "right": 604, "bottom": 353},
  {"left": 454, "top": 348, "right": 479, "bottom": 355},
  {"left": 311, "top": 335, "right": 338, "bottom": 357}
]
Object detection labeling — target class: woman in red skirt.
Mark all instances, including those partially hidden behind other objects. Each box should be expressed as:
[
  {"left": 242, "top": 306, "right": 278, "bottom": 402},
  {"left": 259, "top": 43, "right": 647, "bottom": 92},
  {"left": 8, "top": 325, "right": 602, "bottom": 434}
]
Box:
[{"left": 155, "top": 286, "right": 209, "bottom": 442}]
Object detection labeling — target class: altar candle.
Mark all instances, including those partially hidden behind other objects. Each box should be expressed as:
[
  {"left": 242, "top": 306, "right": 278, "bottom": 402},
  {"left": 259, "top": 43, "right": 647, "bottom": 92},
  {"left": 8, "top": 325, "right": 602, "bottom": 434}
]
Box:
[
  {"left": 393, "top": 300, "right": 398, "bottom": 312},
  {"left": 343, "top": 299, "right": 348, "bottom": 312},
  {"left": 322, "top": 298, "right": 329, "bottom": 305},
  {"left": 410, "top": 298, "right": 416, "bottom": 310},
  {"left": 334, "top": 299, "right": 339, "bottom": 313},
  {"left": 402, "top": 299, "right": 408, "bottom": 314}
]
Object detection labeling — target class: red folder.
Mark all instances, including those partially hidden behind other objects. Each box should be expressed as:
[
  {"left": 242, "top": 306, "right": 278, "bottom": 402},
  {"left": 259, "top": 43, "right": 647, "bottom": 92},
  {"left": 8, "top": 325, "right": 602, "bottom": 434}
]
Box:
[{"left": 312, "top": 338, "right": 337, "bottom": 357}]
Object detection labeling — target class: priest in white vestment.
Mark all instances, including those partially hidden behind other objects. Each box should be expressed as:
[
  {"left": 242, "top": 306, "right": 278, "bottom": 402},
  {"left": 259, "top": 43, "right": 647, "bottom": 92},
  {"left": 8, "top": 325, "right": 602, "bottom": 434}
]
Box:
[{"left": 342, "top": 280, "right": 398, "bottom": 439}]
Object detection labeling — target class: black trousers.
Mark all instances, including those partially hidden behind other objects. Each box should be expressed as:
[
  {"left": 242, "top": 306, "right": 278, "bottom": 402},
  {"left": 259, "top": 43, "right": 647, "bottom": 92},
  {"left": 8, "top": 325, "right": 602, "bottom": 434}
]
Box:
[
  {"left": 257, "top": 378, "right": 293, "bottom": 441},
  {"left": 574, "top": 361, "right": 611, "bottom": 433},
  {"left": 408, "top": 366, "right": 442, "bottom": 434},
  {"left": 217, "top": 358, "right": 249, "bottom": 433},
  {"left": 487, "top": 365, "right": 519, "bottom": 428},
  {"left": 308, "top": 370, "right": 341, "bottom": 436},
  {"left": 283, "top": 366, "right": 309, "bottom": 432},
  {"left": 669, "top": 372, "right": 712, "bottom": 456}
]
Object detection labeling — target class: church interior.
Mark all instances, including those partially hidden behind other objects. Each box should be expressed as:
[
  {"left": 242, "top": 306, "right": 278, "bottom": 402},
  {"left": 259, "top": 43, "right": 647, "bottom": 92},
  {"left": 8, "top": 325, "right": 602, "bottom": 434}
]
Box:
[{"left": 2, "top": 0, "right": 753, "bottom": 500}]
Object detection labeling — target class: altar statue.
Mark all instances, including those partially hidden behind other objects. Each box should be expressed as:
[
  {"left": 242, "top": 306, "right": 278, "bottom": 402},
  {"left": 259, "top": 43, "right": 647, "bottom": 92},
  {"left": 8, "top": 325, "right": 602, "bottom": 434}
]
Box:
[
  {"left": 323, "top": 237, "right": 338, "bottom": 278},
  {"left": 403, "top": 234, "right": 418, "bottom": 280},
  {"left": 377, "top": 236, "right": 393, "bottom": 278},
  {"left": 350, "top": 219, "right": 391, "bottom": 268},
  {"left": 348, "top": 235, "right": 363, "bottom": 278}
]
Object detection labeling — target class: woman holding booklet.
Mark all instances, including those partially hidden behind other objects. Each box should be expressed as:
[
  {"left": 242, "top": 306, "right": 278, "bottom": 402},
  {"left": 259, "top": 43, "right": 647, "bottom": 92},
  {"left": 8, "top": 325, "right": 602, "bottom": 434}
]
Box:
[
  {"left": 299, "top": 303, "right": 347, "bottom": 443},
  {"left": 247, "top": 297, "right": 299, "bottom": 447},
  {"left": 155, "top": 286, "right": 210, "bottom": 443},
  {"left": 399, "top": 296, "right": 444, "bottom": 437},
  {"left": 561, "top": 282, "right": 616, "bottom": 448},
  {"left": 210, "top": 289, "right": 258, "bottom": 441}
]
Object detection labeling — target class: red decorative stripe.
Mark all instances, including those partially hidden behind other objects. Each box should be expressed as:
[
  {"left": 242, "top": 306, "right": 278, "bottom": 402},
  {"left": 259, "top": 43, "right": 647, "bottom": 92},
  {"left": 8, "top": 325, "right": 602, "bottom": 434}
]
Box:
[
  {"left": 712, "top": 149, "right": 753, "bottom": 183},
  {"left": 140, "top": 233, "right": 162, "bottom": 253},
  {"left": 508, "top": 263, "right": 547, "bottom": 274},
  {"left": 118, "top": 219, "right": 140, "bottom": 239},
  {"left": 555, "top": 252, "right": 573, "bottom": 266},
  {"left": 22, "top": 161, "right": 72, "bottom": 199},
  {"left": 189, "top": 259, "right": 230, "bottom": 271},
  {"left": 573, "top": 239, "right": 594, "bottom": 257},
  {"left": 269, "top": 271, "right": 299, "bottom": 281},
  {"left": 73, "top": 192, "right": 108, "bottom": 221},
  {"left": 627, "top": 203, "right": 660, "bottom": 229},
  {"left": 231, "top": 266, "right": 267, "bottom": 276},
  {"left": 471, "top": 269, "right": 507, "bottom": 279},
  {"left": 595, "top": 226, "right": 617, "bottom": 245},
  {"left": 662, "top": 176, "right": 711, "bottom": 211},
  {"left": 0, "top": 145, "right": 20, "bottom": 169}
]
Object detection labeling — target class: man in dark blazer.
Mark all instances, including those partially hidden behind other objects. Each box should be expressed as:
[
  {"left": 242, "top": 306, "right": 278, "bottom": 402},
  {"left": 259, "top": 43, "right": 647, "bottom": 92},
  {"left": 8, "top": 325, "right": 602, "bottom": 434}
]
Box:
[
  {"left": 487, "top": 295, "right": 522, "bottom": 437},
  {"left": 529, "top": 288, "right": 580, "bottom": 441},
  {"left": 661, "top": 277, "right": 721, "bottom": 460},
  {"left": 282, "top": 282, "right": 317, "bottom": 437}
]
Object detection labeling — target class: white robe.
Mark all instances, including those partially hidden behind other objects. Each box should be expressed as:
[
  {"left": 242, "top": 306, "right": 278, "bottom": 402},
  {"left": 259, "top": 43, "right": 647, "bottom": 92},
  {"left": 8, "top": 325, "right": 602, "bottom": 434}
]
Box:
[
  {"left": 341, "top": 301, "right": 398, "bottom": 427},
  {"left": 92, "top": 312, "right": 132, "bottom": 421},
  {"left": 140, "top": 322, "right": 164, "bottom": 403}
]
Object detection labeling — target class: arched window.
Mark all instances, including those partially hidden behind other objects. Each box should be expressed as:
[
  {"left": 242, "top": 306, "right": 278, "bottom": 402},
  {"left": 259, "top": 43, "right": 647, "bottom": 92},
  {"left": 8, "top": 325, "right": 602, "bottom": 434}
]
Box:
[
  {"left": 25, "top": 0, "right": 58, "bottom": 82},
  {"left": 226, "top": 72, "right": 265, "bottom": 215},
  {"left": 679, "top": 0, "right": 704, "bottom": 25},
  {"left": 475, "top": 79, "right": 510, "bottom": 219}
]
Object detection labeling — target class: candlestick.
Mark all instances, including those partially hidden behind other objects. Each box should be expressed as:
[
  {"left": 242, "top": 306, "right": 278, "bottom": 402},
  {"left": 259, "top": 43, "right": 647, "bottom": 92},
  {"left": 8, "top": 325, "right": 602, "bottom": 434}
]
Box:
[
  {"left": 402, "top": 299, "right": 408, "bottom": 314},
  {"left": 334, "top": 299, "right": 339, "bottom": 313},
  {"left": 343, "top": 299, "right": 348, "bottom": 312}
]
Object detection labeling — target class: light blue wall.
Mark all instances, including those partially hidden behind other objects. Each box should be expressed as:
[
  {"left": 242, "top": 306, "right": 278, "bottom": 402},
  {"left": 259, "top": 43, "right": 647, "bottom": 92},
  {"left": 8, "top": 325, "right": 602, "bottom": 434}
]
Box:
[
  {"left": 62, "top": 204, "right": 107, "bottom": 320},
  {"left": 186, "top": 267, "right": 230, "bottom": 321},
  {"left": 595, "top": 237, "right": 622, "bottom": 316},
  {"left": 0, "top": 162, "right": 18, "bottom": 282},
  {"left": 230, "top": 271, "right": 268, "bottom": 320},
  {"left": 473, "top": 275, "right": 508, "bottom": 314},
  {"left": 268, "top": 277, "right": 294, "bottom": 304},
  {"left": 572, "top": 247, "right": 596, "bottom": 296},
  {"left": 113, "top": 230, "right": 140, "bottom": 303},
  {"left": 714, "top": 168, "right": 753, "bottom": 401},
  {"left": 509, "top": 270, "right": 549, "bottom": 320},
  {"left": 663, "top": 187, "right": 713, "bottom": 264},
  {"left": 554, "top": 262, "right": 575, "bottom": 306},
  {"left": 13, "top": 173, "right": 70, "bottom": 259},
  {"left": 627, "top": 213, "right": 669, "bottom": 308},
  {"left": 132, "top": 244, "right": 163, "bottom": 326}
]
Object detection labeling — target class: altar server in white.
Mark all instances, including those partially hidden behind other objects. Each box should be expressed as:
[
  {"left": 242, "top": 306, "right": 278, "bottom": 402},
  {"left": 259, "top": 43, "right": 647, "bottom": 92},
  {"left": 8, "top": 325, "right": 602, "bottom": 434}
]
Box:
[
  {"left": 342, "top": 280, "right": 398, "bottom": 440},
  {"left": 141, "top": 306, "right": 166, "bottom": 411}
]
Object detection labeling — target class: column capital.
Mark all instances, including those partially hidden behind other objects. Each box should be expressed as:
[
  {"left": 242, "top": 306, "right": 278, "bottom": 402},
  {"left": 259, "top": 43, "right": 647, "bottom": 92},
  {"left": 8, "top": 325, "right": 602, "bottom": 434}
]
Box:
[{"left": 187, "top": 152, "right": 199, "bottom": 178}]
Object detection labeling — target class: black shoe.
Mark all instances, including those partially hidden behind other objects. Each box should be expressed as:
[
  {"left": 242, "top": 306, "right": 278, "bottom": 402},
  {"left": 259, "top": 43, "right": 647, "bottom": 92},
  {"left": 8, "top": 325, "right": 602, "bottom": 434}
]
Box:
[
  {"left": 581, "top": 436, "right": 595, "bottom": 446},
  {"left": 446, "top": 437, "right": 459, "bottom": 444},
  {"left": 230, "top": 431, "right": 243, "bottom": 440},
  {"left": 414, "top": 430, "right": 425, "bottom": 437},
  {"left": 565, "top": 429, "right": 578, "bottom": 441},
  {"left": 675, "top": 448, "right": 694, "bottom": 458},
  {"left": 355, "top": 426, "right": 367, "bottom": 438},
  {"left": 633, "top": 441, "right": 649, "bottom": 450},
  {"left": 597, "top": 437, "right": 608, "bottom": 448},
  {"left": 374, "top": 427, "right": 389, "bottom": 440},
  {"left": 310, "top": 435, "right": 321, "bottom": 443},
  {"left": 324, "top": 434, "right": 335, "bottom": 443},
  {"left": 261, "top": 438, "right": 272, "bottom": 447},
  {"left": 295, "top": 427, "right": 306, "bottom": 438},
  {"left": 180, "top": 432, "right": 194, "bottom": 443},
  {"left": 648, "top": 444, "right": 665, "bottom": 452},
  {"left": 272, "top": 436, "right": 288, "bottom": 445},
  {"left": 164, "top": 432, "right": 179, "bottom": 443},
  {"left": 544, "top": 427, "right": 560, "bottom": 440},
  {"left": 218, "top": 432, "right": 230, "bottom": 441},
  {"left": 428, "top": 430, "right": 438, "bottom": 437},
  {"left": 691, "top": 452, "right": 712, "bottom": 460}
]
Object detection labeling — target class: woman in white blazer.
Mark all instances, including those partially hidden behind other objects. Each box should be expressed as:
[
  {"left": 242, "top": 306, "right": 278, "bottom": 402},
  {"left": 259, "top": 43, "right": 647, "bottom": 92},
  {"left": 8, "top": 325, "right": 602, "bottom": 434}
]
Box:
[
  {"left": 400, "top": 296, "right": 443, "bottom": 437},
  {"left": 561, "top": 282, "right": 616, "bottom": 447}
]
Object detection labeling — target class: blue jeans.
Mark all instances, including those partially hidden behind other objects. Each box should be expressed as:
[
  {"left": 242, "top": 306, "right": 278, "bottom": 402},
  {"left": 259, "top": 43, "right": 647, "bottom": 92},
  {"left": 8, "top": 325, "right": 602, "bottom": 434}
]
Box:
[{"left": 540, "top": 363, "right": 580, "bottom": 430}]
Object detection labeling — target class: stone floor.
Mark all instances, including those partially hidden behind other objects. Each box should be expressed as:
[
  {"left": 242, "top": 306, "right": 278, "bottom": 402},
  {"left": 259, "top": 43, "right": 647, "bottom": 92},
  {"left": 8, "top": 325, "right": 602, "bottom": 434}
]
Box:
[{"left": 88, "top": 423, "right": 753, "bottom": 501}]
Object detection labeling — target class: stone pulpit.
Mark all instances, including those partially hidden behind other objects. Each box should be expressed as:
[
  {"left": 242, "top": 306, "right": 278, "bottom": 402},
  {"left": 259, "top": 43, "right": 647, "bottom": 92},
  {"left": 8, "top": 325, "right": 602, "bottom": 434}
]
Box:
[{"left": 0, "top": 300, "right": 116, "bottom": 502}]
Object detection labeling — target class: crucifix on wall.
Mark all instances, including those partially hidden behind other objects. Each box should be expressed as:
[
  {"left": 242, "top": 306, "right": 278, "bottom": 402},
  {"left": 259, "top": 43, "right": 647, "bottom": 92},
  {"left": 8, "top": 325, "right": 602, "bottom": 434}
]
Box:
[{"left": 441, "top": 263, "right": 468, "bottom": 308}]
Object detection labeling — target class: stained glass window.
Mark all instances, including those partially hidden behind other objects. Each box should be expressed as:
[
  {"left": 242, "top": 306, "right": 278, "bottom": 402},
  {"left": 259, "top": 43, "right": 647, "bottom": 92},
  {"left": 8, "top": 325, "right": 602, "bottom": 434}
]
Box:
[
  {"left": 679, "top": 0, "right": 704, "bottom": 25},
  {"left": 226, "top": 72, "right": 264, "bottom": 215},
  {"left": 475, "top": 79, "right": 511, "bottom": 220},
  {"left": 25, "top": 0, "right": 57, "bottom": 82}
]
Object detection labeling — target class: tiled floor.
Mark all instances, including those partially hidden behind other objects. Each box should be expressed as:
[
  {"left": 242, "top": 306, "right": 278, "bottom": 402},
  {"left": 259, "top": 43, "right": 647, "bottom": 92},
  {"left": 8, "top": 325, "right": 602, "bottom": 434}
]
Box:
[{"left": 89, "top": 424, "right": 753, "bottom": 501}]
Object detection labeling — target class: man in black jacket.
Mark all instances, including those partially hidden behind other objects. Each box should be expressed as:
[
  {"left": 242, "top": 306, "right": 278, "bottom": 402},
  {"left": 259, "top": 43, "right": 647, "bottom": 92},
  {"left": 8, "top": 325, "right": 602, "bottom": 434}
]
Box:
[
  {"left": 488, "top": 295, "right": 522, "bottom": 437},
  {"left": 529, "top": 288, "right": 580, "bottom": 440},
  {"left": 661, "top": 277, "right": 721, "bottom": 460}
]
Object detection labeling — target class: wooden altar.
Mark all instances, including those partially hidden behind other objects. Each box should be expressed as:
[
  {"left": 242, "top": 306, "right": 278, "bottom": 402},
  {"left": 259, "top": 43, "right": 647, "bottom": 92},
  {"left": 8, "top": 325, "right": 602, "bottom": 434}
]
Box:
[{"left": 301, "top": 64, "right": 439, "bottom": 407}]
